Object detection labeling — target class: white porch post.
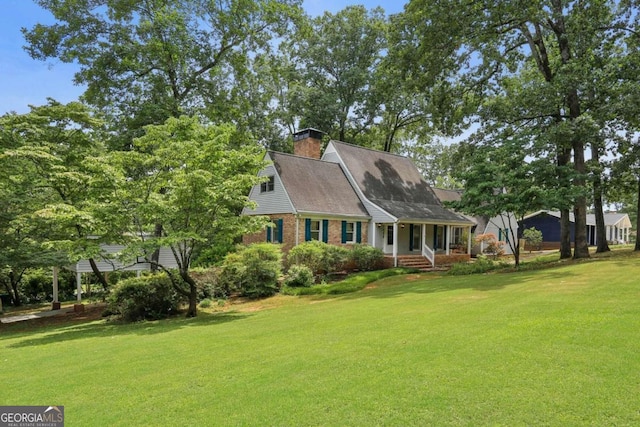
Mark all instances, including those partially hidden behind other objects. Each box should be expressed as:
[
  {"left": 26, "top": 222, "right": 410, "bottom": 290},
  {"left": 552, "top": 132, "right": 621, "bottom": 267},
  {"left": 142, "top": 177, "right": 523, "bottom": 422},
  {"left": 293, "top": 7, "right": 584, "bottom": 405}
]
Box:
[
  {"left": 422, "top": 224, "right": 426, "bottom": 251},
  {"left": 371, "top": 222, "right": 376, "bottom": 248},
  {"left": 76, "top": 272, "right": 82, "bottom": 303},
  {"left": 52, "top": 267, "right": 59, "bottom": 303},
  {"left": 467, "top": 226, "right": 472, "bottom": 255},
  {"left": 295, "top": 216, "right": 299, "bottom": 246},
  {"left": 393, "top": 222, "right": 398, "bottom": 267},
  {"left": 446, "top": 225, "right": 451, "bottom": 255}
]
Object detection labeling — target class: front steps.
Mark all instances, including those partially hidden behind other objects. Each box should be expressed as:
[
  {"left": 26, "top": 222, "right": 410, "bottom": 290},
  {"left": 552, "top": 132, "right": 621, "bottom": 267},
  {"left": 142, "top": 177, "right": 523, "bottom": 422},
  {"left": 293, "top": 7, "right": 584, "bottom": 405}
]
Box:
[{"left": 396, "top": 255, "right": 433, "bottom": 272}]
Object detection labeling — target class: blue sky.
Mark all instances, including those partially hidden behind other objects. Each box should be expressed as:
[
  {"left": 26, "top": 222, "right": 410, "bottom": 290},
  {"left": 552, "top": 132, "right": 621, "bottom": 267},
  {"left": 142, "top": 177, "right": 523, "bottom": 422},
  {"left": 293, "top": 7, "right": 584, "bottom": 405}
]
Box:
[{"left": 0, "top": 0, "right": 405, "bottom": 116}]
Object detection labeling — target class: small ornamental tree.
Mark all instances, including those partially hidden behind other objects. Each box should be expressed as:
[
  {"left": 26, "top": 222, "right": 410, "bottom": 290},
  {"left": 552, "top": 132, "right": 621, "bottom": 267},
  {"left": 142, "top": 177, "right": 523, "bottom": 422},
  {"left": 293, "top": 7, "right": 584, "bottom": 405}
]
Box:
[
  {"left": 115, "top": 116, "right": 269, "bottom": 317},
  {"left": 523, "top": 227, "right": 543, "bottom": 253},
  {"left": 475, "top": 234, "right": 505, "bottom": 258}
]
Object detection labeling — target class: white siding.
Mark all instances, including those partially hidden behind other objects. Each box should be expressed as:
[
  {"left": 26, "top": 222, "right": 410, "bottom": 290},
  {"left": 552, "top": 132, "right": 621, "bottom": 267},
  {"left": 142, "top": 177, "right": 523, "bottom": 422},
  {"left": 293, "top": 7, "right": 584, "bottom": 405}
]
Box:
[
  {"left": 484, "top": 213, "right": 519, "bottom": 255},
  {"left": 243, "top": 158, "right": 295, "bottom": 215}
]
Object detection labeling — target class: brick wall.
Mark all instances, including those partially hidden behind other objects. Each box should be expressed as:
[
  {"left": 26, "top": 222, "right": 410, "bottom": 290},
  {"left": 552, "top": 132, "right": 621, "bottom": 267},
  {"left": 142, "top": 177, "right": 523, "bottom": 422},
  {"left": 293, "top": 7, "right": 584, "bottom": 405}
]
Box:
[
  {"left": 243, "top": 214, "right": 369, "bottom": 253},
  {"left": 434, "top": 253, "right": 471, "bottom": 266}
]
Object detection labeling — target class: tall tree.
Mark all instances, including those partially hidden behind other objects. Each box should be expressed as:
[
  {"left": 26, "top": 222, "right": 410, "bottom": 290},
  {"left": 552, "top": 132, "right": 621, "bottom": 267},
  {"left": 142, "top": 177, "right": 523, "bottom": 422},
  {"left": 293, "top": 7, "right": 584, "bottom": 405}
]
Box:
[
  {"left": 397, "top": 0, "right": 639, "bottom": 259},
  {"left": 0, "top": 100, "right": 120, "bottom": 301},
  {"left": 291, "top": 5, "right": 387, "bottom": 143},
  {"left": 24, "top": 0, "right": 303, "bottom": 148},
  {"left": 114, "top": 116, "right": 268, "bottom": 317}
]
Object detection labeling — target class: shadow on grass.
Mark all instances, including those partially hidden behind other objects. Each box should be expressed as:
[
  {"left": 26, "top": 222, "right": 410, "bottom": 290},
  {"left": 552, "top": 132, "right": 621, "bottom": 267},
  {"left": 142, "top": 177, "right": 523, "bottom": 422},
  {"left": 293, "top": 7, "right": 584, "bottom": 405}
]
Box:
[
  {"left": 327, "top": 267, "right": 579, "bottom": 302},
  {"left": 3, "top": 311, "right": 252, "bottom": 349}
]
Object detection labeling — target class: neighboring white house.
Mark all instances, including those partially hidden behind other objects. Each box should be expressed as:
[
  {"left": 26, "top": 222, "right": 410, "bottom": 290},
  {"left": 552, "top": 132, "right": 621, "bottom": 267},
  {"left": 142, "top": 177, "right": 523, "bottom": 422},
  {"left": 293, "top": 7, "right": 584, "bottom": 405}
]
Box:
[
  {"left": 54, "top": 243, "right": 179, "bottom": 308},
  {"left": 432, "top": 188, "right": 519, "bottom": 255}
]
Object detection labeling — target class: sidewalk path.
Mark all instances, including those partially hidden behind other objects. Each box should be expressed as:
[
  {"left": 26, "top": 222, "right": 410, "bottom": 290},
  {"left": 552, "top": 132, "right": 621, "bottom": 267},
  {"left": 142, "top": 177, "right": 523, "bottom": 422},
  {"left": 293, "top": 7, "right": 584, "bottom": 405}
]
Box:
[{"left": 1, "top": 307, "right": 74, "bottom": 324}]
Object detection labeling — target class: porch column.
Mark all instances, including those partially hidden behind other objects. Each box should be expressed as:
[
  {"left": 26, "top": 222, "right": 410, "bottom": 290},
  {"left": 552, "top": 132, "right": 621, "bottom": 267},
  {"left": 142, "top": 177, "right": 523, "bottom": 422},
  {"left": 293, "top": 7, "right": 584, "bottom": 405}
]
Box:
[
  {"left": 393, "top": 222, "right": 398, "bottom": 267},
  {"left": 295, "top": 216, "right": 300, "bottom": 246},
  {"left": 371, "top": 222, "right": 376, "bottom": 248},
  {"left": 76, "top": 272, "right": 82, "bottom": 303},
  {"left": 422, "top": 224, "right": 426, "bottom": 252},
  {"left": 446, "top": 225, "right": 451, "bottom": 255},
  {"left": 467, "top": 226, "right": 472, "bottom": 255}
]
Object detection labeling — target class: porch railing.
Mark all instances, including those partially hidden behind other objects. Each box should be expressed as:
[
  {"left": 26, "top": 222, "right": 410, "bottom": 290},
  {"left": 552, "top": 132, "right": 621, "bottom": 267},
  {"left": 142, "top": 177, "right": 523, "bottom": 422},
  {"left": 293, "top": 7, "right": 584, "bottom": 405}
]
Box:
[{"left": 422, "top": 243, "right": 435, "bottom": 267}]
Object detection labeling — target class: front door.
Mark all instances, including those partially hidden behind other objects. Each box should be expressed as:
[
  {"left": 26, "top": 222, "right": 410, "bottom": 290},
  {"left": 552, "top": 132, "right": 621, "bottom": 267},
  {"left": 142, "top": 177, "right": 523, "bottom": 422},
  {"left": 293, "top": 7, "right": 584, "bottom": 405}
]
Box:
[{"left": 384, "top": 225, "right": 394, "bottom": 253}]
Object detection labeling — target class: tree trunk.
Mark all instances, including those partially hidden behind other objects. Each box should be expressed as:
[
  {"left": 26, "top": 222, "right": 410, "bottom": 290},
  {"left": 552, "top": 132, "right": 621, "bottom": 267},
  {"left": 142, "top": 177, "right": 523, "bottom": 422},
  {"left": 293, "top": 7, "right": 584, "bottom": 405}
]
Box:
[
  {"left": 593, "top": 181, "right": 610, "bottom": 253},
  {"left": 635, "top": 177, "right": 640, "bottom": 251},
  {"left": 572, "top": 138, "right": 590, "bottom": 259},
  {"left": 591, "top": 142, "right": 610, "bottom": 253},
  {"left": 151, "top": 223, "right": 163, "bottom": 271},
  {"left": 88, "top": 258, "right": 110, "bottom": 291},
  {"left": 559, "top": 208, "right": 572, "bottom": 259},
  {"left": 181, "top": 270, "right": 198, "bottom": 318},
  {"left": 8, "top": 270, "right": 22, "bottom": 306}
]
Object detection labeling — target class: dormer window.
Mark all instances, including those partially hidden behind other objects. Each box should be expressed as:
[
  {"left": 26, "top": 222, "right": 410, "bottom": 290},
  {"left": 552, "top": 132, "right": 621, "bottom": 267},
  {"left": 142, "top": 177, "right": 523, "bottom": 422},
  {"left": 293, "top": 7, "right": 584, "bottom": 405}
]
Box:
[{"left": 260, "top": 176, "right": 275, "bottom": 193}]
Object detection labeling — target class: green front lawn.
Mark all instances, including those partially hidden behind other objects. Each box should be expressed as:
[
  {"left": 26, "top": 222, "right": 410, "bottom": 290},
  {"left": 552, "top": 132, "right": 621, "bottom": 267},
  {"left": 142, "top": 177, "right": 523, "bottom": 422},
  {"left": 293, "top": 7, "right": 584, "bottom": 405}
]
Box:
[{"left": 2, "top": 250, "right": 640, "bottom": 426}]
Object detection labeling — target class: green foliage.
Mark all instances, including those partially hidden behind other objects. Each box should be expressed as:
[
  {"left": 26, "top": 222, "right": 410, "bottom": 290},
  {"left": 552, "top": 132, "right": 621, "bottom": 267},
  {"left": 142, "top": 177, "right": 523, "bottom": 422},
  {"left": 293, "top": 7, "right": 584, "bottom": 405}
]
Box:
[
  {"left": 220, "top": 243, "right": 283, "bottom": 299},
  {"left": 107, "top": 274, "right": 184, "bottom": 322},
  {"left": 198, "top": 298, "right": 212, "bottom": 309},
  {"left": 20, "top": 269, "right": 51, "bottom": 303},
  {"left": 287, "top": 241, "right": 349, "bottom": 275},
  {"left": 448, "top": 256, "right": 506, "bottom": 276},
  {"left": 281, "top": 268, "right": 412, "bottom": 296},
  {"left": 349, "top": 244, "right": 384, "bottom": 271},
  {"left": 23, "top": 0, "right": 303, "bottom": 149},
  {"left": 190, "top": 267, "right": 228, "bottom": 300},
  {"left": 283, "top": 264, "right": 314, "bottom": 288},
  {"left": 475, "top": 233, "right": 505, "bottom": 258},
  {"left": 523, "top": 227, "right": 543, "bottom": 252}
]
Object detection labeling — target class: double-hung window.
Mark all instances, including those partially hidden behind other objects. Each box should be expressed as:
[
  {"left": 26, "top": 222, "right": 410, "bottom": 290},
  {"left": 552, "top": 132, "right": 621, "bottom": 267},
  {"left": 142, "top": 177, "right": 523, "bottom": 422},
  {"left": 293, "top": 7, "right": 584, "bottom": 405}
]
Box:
[{"left": 260, "top": 176, "right": 275, "bottom": 193}]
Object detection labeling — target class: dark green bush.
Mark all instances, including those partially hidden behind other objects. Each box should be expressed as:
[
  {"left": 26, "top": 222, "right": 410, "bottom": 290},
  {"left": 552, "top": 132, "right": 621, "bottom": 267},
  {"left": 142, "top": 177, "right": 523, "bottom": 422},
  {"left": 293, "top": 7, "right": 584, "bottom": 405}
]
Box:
[
  {"left": 20, "top": 269, "right": 50, "bottom": 303},
  {"left": 107, "top": 274, "right": 184, "bottom": 321},
  {"left": 287, "top": 241, "right": 325, "bottom": 273},
  {"left": 287, "top": 241, "right": 349, "bottom": 275},
  {"left": 350, "top": 244, "right": 384, "bottom": 271},
  {"left": 220, "top": 243, "right": 282, "bottom": 298},
  {"left": 190, "top": 267, "right": 228, "bottom": 299},
  {"left": 448, "top": 256, "right": 507, "bottom": 275},
  {"left": 284, "top": 264, "right": 314, "bottom": 288}
]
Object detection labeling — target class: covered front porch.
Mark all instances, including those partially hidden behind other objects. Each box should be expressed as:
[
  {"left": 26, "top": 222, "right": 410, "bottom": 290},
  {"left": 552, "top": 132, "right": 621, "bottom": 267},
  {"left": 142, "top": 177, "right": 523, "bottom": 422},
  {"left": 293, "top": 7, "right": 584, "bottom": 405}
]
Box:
[{"left": 371, "top": 221, "right": 474, "bottom": 268}]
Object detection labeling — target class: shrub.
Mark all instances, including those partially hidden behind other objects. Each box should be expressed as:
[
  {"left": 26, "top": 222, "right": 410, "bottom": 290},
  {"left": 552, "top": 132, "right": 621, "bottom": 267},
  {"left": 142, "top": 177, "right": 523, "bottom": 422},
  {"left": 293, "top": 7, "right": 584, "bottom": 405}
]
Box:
[
  {"left": 350, "top": 244, "right": 384, "bottom": 271},
  {"left": 284, "top": 265, "right": 314, "bottom": 288},
  {"left": 20, "top": 269, "right": 51, "bottom": 303},
  {"left": 199, "top": 298, "right": 212, "bottom": 308},
  {"left": 220, "top": 243, "right": 283, "bottom": 298},
  {"left": 287, "top": 241, "right": 326, "bottom": 273},
  {"left": 448, "top": 255, "right": 506, "bottom": 275},
  {"left": 107, "top": 274, "right": 184, "bottom": 321},
  {"left": 475, "top": 233, "right": 505, "bottom": 258},
  {"left": 190, "top": 267, "right": 228, "bottom": 299},
  {"left": 287, "top": 241, "right": 349, "bottom": 275},
  {"left": 523, "top": 227, "right": 543, "bottom": 252}
]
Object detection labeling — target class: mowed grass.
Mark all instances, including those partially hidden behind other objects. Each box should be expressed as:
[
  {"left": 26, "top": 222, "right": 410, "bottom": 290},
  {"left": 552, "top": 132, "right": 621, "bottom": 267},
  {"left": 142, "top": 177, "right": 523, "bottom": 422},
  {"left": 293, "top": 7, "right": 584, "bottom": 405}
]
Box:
[{"left": 2, "top": 251, "right": 640, "bottom": 426}]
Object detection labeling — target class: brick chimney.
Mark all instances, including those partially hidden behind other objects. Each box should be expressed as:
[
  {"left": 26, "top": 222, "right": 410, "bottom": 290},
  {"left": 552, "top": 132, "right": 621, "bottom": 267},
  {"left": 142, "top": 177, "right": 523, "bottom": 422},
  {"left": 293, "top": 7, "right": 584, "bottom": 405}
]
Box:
[{"left": 293, "top": 128, "right": 324, "bottom": 159}]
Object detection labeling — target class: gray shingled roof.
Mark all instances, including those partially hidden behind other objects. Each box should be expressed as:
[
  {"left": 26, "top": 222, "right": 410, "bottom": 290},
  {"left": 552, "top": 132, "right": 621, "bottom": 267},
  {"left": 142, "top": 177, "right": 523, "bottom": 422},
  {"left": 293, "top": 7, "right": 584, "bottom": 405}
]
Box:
[
  {"left": 432, "top": 188, "right": 482, "bottom": 228},
  {"left": 528, "top": 210, "right": 631, "bottom": 227},
  {"left": 270, "top": 151, "right": 369, "bottom": 217},
  {"left": 331, "top": 141, "right": 472, "bottom": 223}
]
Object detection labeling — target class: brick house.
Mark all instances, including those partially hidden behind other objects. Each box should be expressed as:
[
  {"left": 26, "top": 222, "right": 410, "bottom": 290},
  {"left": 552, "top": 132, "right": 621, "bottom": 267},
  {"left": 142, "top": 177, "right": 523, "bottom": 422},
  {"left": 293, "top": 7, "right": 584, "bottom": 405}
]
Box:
[{"left": 243, "top": 129, "right": 474, "bottom": 268}]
